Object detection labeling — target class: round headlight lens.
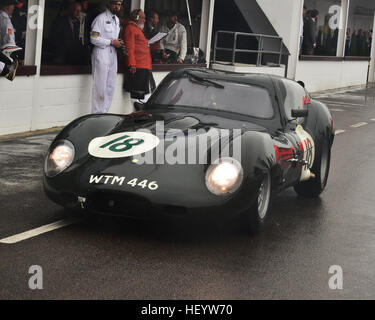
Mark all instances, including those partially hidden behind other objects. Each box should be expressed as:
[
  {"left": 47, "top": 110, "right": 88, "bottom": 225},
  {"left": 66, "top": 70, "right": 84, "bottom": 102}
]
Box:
[
  {"left": 45, "top": 140, "right": 75, "bottom": 177},
  {"left": 205, "top": 157, "right": 243, "bottom": 195}
]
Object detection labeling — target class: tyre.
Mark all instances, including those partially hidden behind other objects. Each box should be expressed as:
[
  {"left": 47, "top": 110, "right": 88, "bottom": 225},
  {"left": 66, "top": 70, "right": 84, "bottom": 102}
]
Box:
[
  {"left": 243, "top": 169, "right": 272, "bottom": 234},
  {"left": 294, "top": 139, "right": 331, "bottom": 197}
]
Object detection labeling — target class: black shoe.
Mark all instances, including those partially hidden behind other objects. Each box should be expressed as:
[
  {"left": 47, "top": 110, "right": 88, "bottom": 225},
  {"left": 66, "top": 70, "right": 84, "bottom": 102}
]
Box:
[{"left": 4, "top": 59, "right": 18, "bottom": 81}]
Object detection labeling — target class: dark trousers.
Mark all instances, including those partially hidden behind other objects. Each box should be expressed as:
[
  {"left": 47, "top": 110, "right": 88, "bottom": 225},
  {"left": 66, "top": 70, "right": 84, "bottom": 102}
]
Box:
[
  {"left": 163, "top": 49, "right": 179, "bottom": 63},
  {"left": 123, "top": 68, "right": 156, "bottom": 96}
]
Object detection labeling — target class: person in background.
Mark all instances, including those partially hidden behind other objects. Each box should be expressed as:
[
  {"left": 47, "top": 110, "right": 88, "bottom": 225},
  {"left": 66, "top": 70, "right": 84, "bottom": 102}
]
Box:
[
  {"left": 160, "top": 11, "right": 187, "bottom": 64},
  {"left": 0, "top": 0, "right": 21, "bottom": 81},
  {"left": 144, "top": 11, "right": 161, "bottom": 63},
  {"left": 144, "top": 11, "right": 159, "bottom": 40},
  {"left": 345, "top": 28, "right": 351, "bottom": 56},
  {"left": 77, "top": 0, "right": 88, "bottom": 14},
  {"left": 349, "top": 29, "right": 357, "bottom": 56},
  {"left": 90, "top": 0, "right": 123, "bottom": 114},
  {"left": 123, "top": 9, "right": 155, "bottom": 104},
  {"left": 77, "top": 0, "right": 89, "bottom": 47},
  {"left": 50, "top": 2, "right": 90, "bottom": 65},
  {"left": 302, "top": 9, "right": 318, "bottom": 55},
  {"left": 357, "top": 29, "right": 367, "bottom": 56},
  {"left": 10, "top": 0, "right": 26, "bottom": 61}
]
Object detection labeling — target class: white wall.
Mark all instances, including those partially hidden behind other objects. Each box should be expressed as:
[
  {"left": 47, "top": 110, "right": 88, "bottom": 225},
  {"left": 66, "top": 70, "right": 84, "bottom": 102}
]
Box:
[
  {"left": 296, "top": 60, "right": 368, "bottom": 92},
  {"left": 0, "top": 71, "right": 169, "bottom": 135},
  {"left": 0, "top": 77, "right": 34, "bottom": 135}
]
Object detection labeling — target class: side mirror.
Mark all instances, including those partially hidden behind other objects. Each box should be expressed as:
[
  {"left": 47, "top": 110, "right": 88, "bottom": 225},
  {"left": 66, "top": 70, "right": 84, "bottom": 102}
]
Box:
[
  {"left": 134, "top": 101, "right": 144, "bottom": 111},
  {"left": 297, "top": 81, "right": 305, "bottom": 88},
  {"left": 130, "top": 91, "right": 145, "bottom": 100},
  {"left": 291, "top": 109, "right": 308, "bottom": 118}
]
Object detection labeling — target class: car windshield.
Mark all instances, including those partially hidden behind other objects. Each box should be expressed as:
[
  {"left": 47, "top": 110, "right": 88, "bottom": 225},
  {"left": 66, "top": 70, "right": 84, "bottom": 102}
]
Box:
[{"left": 151, "top": 76, "right": 274, "bottom": 119}]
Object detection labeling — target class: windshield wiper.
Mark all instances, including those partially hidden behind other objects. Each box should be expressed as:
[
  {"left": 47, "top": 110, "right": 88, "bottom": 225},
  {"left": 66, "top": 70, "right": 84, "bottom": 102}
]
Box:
[{"left": 185, "top": 72, "right": 225, "bottom": 89}]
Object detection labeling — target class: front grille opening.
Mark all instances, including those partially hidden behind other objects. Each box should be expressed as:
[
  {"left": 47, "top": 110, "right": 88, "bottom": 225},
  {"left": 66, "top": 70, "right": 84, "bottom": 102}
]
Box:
[{"left": 89, "top": 192, "right": 151, "bottom": 216}]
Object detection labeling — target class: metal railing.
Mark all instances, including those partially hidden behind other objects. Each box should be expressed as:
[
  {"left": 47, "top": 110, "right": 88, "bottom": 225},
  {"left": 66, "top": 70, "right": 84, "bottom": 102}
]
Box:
[{"left": 213, "top": 31, "right": 287, "bottom": 68}]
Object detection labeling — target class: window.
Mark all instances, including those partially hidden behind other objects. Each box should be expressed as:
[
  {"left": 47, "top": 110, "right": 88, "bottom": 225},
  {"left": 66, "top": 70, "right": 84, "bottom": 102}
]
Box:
[
  {"left": 345, "top": 0, "right": 373, "bottom": 57},
  {"left": 144, "top": 0, "right": 202, "bottom": 64},
  {"left": 303, "top": 0, "right": 342, "bottom": 56},
  {"left": 40, "top": 0, "right": 203, "bottom": 68},
  {"left": 41, "top": 0, "right": 130, "bottom": 66},
  {"left": 151, "top": 76, "right": 274, "bottom": 119}
]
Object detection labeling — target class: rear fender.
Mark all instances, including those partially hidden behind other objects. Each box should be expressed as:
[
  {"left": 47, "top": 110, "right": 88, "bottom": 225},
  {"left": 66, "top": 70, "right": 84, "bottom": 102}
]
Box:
[{"left": 305, "top": 100, "right": 334, "bottom": 147}]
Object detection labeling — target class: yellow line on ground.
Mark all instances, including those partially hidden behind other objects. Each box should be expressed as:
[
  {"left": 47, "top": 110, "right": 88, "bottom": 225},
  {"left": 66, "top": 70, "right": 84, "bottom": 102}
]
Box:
[{"left": 350, "top": 122, "right": 368, "bottom": 128}]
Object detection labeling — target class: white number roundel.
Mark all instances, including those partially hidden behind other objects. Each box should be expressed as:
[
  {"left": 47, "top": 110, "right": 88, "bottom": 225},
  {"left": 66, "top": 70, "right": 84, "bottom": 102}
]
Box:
[{"left": 88, "top": 132, "right": 160, "bottom": 158}]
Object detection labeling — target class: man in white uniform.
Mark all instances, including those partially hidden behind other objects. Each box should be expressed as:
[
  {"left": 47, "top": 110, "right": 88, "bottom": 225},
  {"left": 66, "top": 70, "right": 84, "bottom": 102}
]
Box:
[
  {"left": 90, "top": 0, "right": 123, "bottom": 114},
  {"left": 0, "top": 0, "right": 21, "bottom": 81}
]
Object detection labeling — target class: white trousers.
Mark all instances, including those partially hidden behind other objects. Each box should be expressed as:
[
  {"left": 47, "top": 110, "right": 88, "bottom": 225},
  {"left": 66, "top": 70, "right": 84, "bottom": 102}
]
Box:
[
  {"left": 0, "top": 61, "right": 5, "bottom": 73},
  {"left": 91, "top": 53, "right": 117, "bottom": 114}
]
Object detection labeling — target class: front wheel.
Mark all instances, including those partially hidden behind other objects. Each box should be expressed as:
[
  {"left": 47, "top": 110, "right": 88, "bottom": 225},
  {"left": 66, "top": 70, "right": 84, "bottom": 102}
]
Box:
[
  {"left": 294, "top": 139, "right": 331, "bottom": 197},
  {"left": 242, "top": 170, "right": 272, "bottom": 234}
]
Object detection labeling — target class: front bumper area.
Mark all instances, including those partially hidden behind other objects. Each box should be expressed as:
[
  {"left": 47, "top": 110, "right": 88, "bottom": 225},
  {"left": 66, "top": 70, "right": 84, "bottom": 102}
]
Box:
[{"left": 44, "top": 178, "right": 259, "bottom": 221}]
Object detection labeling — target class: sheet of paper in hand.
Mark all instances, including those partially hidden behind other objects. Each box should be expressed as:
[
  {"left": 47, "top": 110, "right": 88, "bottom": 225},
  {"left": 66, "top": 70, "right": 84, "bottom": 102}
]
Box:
[{"left": 148, "top": 32, "right": 168, "bottom": 45}]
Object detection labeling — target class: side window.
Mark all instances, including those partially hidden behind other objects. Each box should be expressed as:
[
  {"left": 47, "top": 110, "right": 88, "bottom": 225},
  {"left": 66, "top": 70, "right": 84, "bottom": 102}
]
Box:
[{"left": 280, "top": 79, "right": 308, "bottom": 121}]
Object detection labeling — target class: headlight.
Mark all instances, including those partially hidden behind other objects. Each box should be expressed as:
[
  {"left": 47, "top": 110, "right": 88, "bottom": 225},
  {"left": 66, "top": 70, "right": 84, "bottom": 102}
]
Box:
[
  {"left": 44, "top": 140, "right": 75, "bottom": 177},
  {"left": 205, "top": 157, "right": 243, "bottom": 195}
]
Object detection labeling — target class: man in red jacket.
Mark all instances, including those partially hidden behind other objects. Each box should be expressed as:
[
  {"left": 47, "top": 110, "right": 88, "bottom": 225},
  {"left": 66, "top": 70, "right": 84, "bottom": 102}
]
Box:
[{"left": 123, "top": 9, "right": 155, "bottom": 102}]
